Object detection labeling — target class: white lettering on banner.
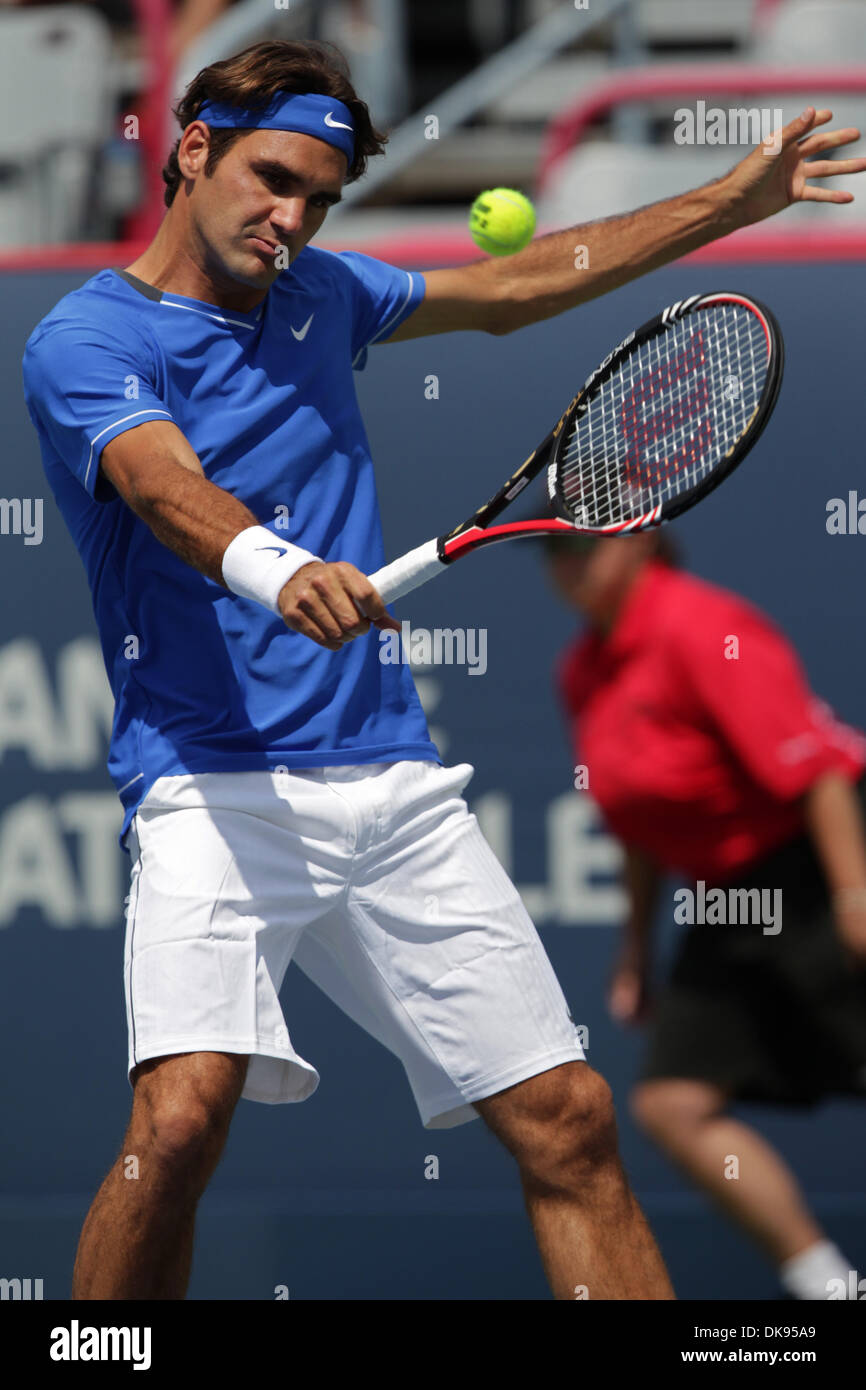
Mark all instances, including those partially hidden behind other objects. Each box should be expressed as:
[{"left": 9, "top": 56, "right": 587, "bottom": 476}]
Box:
[
  {"left": 0, "top": 638, "right": 624, "bottom": 930},
  {"left": 0, "top": 797, "right": 79, "bottom": 924},
  {"left": 473, "top": 791, "right": 625, "bottom": 925},
  {"left": 0, "top": 636, "right": 123, "bottom": 929},
  {"left": 58, "top": 794, "right": 125, "bottom": 925},
  {"left": 0, "top": 786, "right": 624, "bottom": 930},
  {"left": 55, "top": 640, "right": 116, "bottom": 766},
  {"left": 0, "top": 638, "right": 113, "bottom": 768},
  {"left": 0, "top": 640, "right": 58, "bottom": 768},
  {"left": 0, "top": 794, "right": 122, "bottom": 928},
  {"left": 548, "top": 794, "right": 626, "bottom": 923}
]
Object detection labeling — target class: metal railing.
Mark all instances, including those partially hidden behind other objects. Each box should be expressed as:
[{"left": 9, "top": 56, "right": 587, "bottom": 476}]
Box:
[
  {"left": 331, "top": 0, "right": 631, "bottom": 213},
  {"left": 538, "top": 64, "right": 866, "bottom": 193}
]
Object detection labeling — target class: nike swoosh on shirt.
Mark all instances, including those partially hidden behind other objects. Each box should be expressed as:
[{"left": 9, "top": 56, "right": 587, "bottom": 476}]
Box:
[
  {"left": 324, "top": 112, "right": 353, "bottom": 130},
  {"left": 291, "top": 314, "right": 314, "bottom": 341}
]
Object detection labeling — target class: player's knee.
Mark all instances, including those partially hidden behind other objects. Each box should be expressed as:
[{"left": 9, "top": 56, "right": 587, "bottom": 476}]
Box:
[
  {"left": 517, "top": 1066, "right": 620, "bottom": 1193},
  {"left": 130, "top": 1061, "right": 242, "bottom": 1184},
  {"left": 139, "top": 1097, "right": 232, "bottom": 1184},
  {"left": 629, "top": 1079, "right": 724, "bottom": 1138}
]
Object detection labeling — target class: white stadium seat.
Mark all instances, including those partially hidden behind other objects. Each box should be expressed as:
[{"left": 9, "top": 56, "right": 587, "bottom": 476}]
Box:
[
  {"left": 0, "top": 7, "right": 114, "bottom": 246},
  {"left": 538, "top": 120, "right": 866, "bottom": 232},
  {"left": 536, "top": 141, "right": 737, "bottom": 228},
  {"left": 754, "top": 0, "right": 866, "bottom": 63},
  {"left": 752, "top": 0, "right": 866, "bottom": 156}
]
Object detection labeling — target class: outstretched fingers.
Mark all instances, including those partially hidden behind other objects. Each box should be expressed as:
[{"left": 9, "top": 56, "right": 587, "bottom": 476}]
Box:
[
  {"left": 797, "top": 184, "right": 856, "bottom": 204},
  {"left": 776, "top": 105, "right": 820, "bottom": 151},
  {"left": 798, "top": 125, "right": 862, "bottom": 157}
]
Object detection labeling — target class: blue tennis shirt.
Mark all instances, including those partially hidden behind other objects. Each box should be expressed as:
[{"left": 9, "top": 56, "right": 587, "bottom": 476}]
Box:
[{"left": 22, "top": 248, "right": 439, "bottom": 847}]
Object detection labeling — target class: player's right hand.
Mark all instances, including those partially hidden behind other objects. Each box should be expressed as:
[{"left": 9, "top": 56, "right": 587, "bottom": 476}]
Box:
[{"left": 277, "top": 560, "right": 401, "bottom": 651}]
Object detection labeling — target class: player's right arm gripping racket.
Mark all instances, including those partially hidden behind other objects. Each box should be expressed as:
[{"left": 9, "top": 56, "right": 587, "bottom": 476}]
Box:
[{"left": 368, "top": 291, "right": 784, "bottom": 604}]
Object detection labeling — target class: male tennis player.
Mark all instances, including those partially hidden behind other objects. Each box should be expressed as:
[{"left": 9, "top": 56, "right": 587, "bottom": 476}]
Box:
[{"left": 22, "top": 38, "right": 866, "bottom": 1301}]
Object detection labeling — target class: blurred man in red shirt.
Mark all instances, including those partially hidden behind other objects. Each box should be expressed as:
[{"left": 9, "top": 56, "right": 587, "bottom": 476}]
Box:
[{"left": 547, "top": 528, "right": 866, "bottom": 1300}]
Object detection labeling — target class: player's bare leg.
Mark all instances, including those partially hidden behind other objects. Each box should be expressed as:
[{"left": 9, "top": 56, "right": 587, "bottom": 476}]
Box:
[
  {"left": 71, "top": 1051, "right": 249, "bottom": 1300},
  {"left": 629, "top": 1079, "right": 826, "bottom": 1264},
  {"left": 476, "top": 1060, "right": 675, "bottom": 1299}
]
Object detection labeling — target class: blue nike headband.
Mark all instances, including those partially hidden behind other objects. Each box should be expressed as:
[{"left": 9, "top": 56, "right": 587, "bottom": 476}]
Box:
[{"left": 194, "top": 93, "right": 355, "bottom": 164}]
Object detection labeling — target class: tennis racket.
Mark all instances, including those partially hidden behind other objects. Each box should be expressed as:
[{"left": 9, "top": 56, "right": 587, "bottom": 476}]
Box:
[{"left": 368, "top": 291, "right": 783, "bottom": 604}]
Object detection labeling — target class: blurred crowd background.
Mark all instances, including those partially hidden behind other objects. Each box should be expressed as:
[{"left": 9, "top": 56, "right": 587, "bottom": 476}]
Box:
[{"left": 1, "top": 0, "right": 866, "bottom": 253}]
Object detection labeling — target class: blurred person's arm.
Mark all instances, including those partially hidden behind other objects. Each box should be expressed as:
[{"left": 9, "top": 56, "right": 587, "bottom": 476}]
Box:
[
  {"left": 607, "top": 845, "right": 661, "bottom": 1027},
  {"left": 390, "top": 108, "right": 866, "bottom": 340},
  {"left": 802, "top": 770, "right": 866, "bottom": 963},
  {"left": 661, "top": 589, "right": 866, "bottom": 966}
]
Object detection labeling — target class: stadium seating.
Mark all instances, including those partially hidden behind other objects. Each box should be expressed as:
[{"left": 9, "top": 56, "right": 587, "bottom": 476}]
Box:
[
  {"left": 752, "top": 0, "right": 866, "bottom": 150},
  {"left": 0, "top": 7, "right": 116, "bottom": 246},
  {"left": 754, "top": 0, "right": 866, "bottom": 63},
  {"left": 536, "top": 141, "right": 736, "bottom": 228}
]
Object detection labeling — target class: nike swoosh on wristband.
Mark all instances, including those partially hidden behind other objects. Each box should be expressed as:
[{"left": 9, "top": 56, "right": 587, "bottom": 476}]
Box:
[
  {"left": 324, "top": 112, "right": 353, "bottom": 130},
  {"left": 255, "top": 546, "right": 288, "bottom": 556},
  {"left": 291, "top": 314, "right": 314, "bottom": 341}
]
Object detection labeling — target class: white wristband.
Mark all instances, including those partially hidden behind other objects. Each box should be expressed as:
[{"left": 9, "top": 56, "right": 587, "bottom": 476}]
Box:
[{"left": 221, "top": 525, "right": 322, "bottom": 614}]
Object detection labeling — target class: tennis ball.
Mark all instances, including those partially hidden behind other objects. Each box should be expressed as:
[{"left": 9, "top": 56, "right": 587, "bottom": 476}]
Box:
[{"left": 469, "top": 188, "right": 536, "bottom": 256}]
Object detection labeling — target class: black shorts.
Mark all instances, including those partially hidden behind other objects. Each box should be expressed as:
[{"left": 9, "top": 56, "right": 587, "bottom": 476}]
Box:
[{"left": 640, "top": 776, "right": 866, "bottom": 1106}]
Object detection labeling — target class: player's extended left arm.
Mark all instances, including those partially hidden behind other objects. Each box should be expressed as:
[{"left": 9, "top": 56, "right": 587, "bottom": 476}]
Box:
[{"left": 393, "top": 107, "right": 866, "bottom": 339}]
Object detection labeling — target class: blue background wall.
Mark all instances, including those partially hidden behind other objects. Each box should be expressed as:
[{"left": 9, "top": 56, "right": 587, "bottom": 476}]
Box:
[{"left": 1, "top": 257, "right": 865, "bottom": 1299}]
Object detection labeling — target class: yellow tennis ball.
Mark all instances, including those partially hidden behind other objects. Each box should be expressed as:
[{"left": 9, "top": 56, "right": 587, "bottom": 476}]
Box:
[{"left": 469, "top": 187, "right": 536, "bottom": 256}]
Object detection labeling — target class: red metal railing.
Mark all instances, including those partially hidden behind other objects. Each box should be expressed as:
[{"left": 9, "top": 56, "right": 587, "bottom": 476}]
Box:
[
  {"left": 538, "top": 64, "right": 866, "bottom": 193},
  {"left": 2, "top": 224, "right": 866, "bottom": 273},
  {"left": 3, "top": 58, "right": 866, "bottom": 269},
  {"left": 125, "top": 0, "right": 175, "bottom": 241}
]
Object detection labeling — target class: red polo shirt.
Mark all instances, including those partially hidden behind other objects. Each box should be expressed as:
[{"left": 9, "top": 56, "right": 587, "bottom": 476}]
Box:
[{"left": 557, "top": 562, "right": 866, "bottom": 882}]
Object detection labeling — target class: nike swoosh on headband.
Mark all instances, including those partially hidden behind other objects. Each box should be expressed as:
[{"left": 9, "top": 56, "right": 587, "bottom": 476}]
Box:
[{"left": 192, "top": 96, "right": 355, "bottom": 161}]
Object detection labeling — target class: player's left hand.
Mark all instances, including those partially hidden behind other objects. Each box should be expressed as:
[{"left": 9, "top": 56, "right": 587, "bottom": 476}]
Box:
[{"left": 726, "top": 107, "right": 866, "bottom": 226}]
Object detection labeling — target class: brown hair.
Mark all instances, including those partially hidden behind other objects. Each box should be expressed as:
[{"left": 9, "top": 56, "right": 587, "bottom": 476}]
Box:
[{"left": 162, "top": 39, "right": 388, "bottom": 207}]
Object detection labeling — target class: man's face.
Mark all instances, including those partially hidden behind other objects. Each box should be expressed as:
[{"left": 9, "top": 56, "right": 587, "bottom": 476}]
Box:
[
  {"left": 547, "top": 535, "right": 650, "bottom": 624},
  {"left": 179, "top": 124, "right": 347, "bottom": 295}
]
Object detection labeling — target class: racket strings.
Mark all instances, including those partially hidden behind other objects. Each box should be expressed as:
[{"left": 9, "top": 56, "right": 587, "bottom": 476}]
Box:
[{"left": 558, "top": 304, "right": 767, "bottom": 527}]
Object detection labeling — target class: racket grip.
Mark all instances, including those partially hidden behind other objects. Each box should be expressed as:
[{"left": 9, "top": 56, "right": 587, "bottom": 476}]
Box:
[{"left": 368, "top": 539, "right": 444, "bottom": 604}]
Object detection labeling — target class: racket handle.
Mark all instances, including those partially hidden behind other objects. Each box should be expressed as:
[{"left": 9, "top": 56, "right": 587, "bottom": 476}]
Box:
[{"left": 368, "top": 538, "right": 444, "bottom": 604}]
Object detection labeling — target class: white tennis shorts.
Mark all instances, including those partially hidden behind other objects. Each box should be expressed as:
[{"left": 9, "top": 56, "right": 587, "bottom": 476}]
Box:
[{"left": 123, "top": 760, "right": 585, "bottom": 1128}]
